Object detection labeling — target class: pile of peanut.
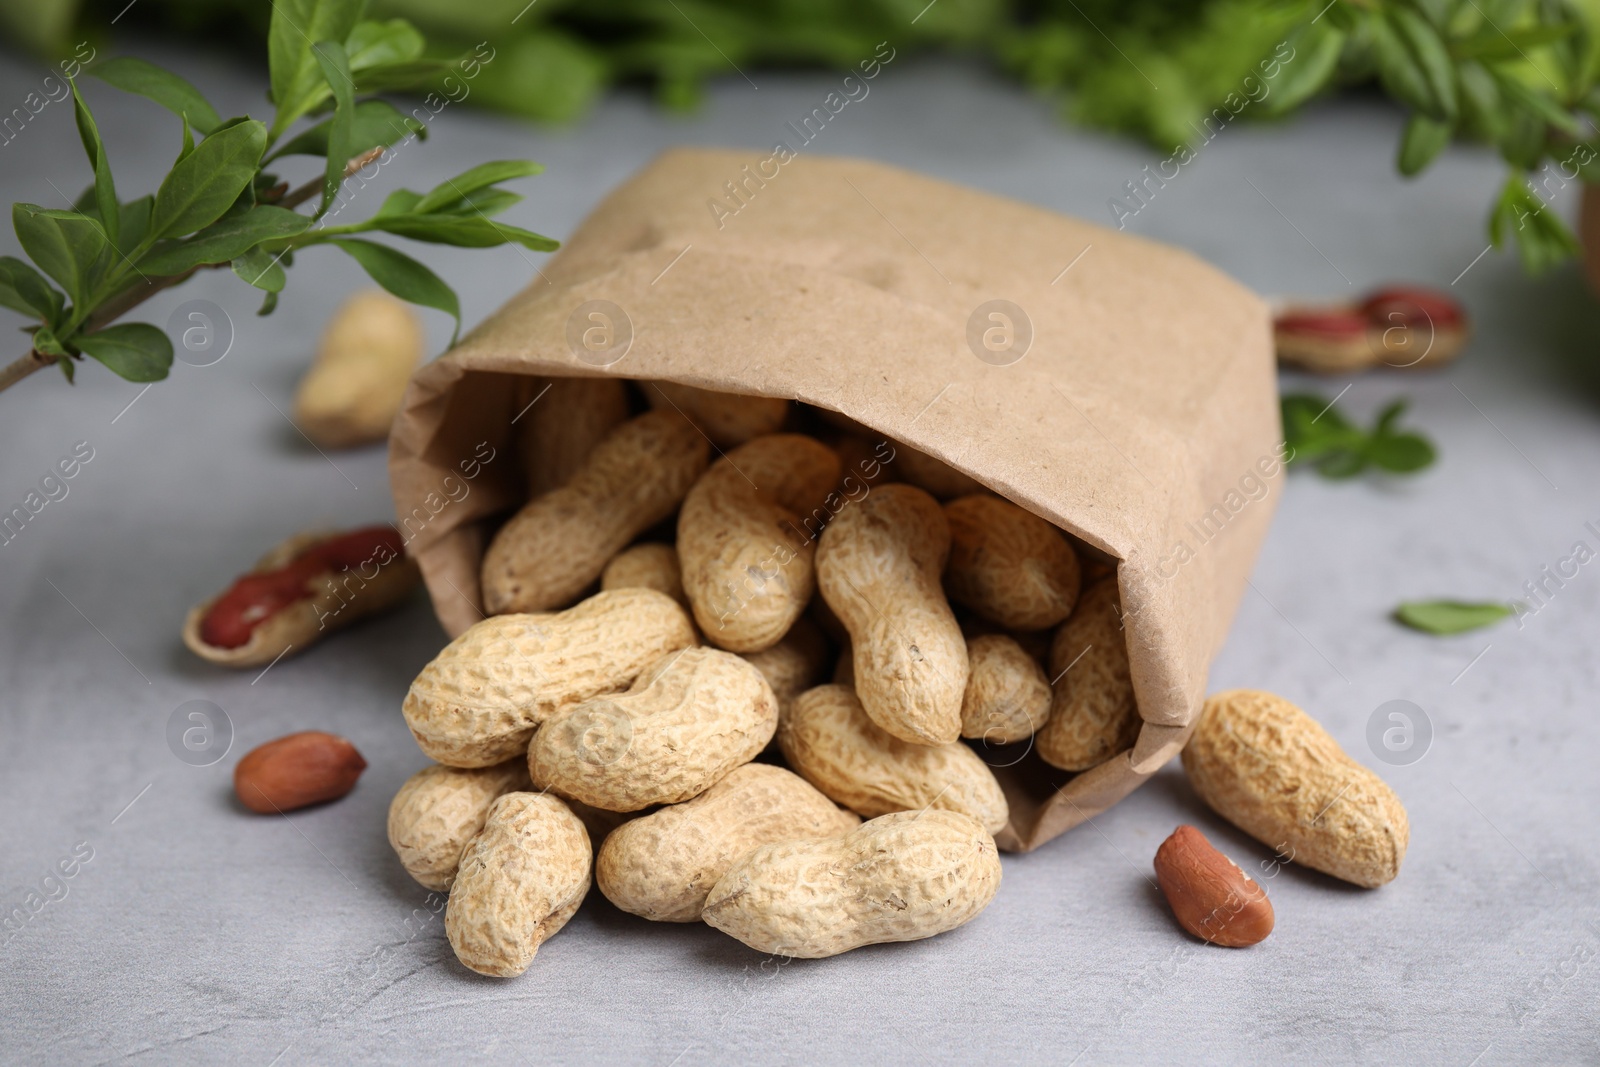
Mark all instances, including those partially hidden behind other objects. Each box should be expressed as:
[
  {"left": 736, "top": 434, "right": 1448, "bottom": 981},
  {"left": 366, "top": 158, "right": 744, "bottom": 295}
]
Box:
[{"left": 385, "top": 380, "right": 1409, "bottom": 974}]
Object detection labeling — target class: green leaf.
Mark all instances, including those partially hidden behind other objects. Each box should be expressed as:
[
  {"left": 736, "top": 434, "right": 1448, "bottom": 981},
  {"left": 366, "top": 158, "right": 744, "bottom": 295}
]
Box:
[
  {"left": 1367, "top": 432, "right": 1436, "bottom": 472},
  {"left": 70, "top": 80, "right": 119, "bottom": 247},
  {"left": 140, "top": 205, "right": 312, "bottom": 275},
  {"left": 311, "top": 41, "right": 356, "bottom": 218},
  {"left": 265, "top": 99, "right": 423, "bottom": 161},
  {"left": 375, "top": 188, "right": 423, "bottom": 217},
  {"left": 259, "top": 290, "right": 279, "bottom": 316},
  {"left": 33, "top": 326, "right": 71, "bottom": 359},
  {"left": 89, "top": 57, "right": 220, "bottom": 134},
  {"left": 1282, "top": 392, "right": 1437, "bottom": 480},
  {"left": 1372, "top": 11, "right": 1453, "bottom": 121},
  {"left": 75, "top": 323, "right": 173, "bottom": 382},
  {"left": 12, "top": 203, "right": 106, "bottom": 309},
  {"left": 412, "top": 160, "right": 544, "bottom": 215},
  {"left": 267, "top": 0, "right": 365, "bottom": 138},
  {"left": 1394, "top": 600, "right": 1516, "bottom": 635},
  {"left": 117, "top": 195, "right": 154, "bottom": 253},
  {"left": 1262, "top": 21, "right": 1345, "bottom": 117},
  {"left": 1490, "top": 175, "right": 1581, "bottom": 273},
  {"left": 0, "top": 256, "right": 66, "bottom": 323},
  {"left": 364, "top": 214, "right": 558, "bottom": 252},
  {"left": 151, "top": 120, "right": 268, "bottom": 240},
  {"left": 1389, "top": 8, "right": 1458, "bottom": 121},
  {"left": 352, "top": 59, "right": 453, "bottom": 93},
  {"left": 232, "top": 247, "right": 287, "bottom": 292},
  {"left": 1494, "top": 73, "right": 1584, "bottom": 136},
  {"left": 1398, "top": 113, "right": 1453, "bottom": 176},
  {"left": 346, "top": 18, "right": 424, "bottom": 71},
  {"left": 328, "top": 237, "right": 458, "bottom": 342}
]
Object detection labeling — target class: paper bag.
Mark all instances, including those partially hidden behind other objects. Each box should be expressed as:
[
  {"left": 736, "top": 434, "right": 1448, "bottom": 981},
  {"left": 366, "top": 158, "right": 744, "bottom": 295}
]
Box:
[{"left": 388, "top": 149, "right": 1282, "bottom": 851}]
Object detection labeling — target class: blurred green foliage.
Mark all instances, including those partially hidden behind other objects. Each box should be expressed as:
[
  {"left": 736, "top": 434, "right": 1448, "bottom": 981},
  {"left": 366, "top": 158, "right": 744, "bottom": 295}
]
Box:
[{"left": 6, "top": 0, "right": 1600, "bottom": 272}]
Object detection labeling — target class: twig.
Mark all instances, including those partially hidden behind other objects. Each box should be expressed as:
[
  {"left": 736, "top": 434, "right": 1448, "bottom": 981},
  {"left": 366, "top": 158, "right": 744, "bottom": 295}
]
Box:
[{"left": 0, "top": 148, "right": 385, "bottom": 395}]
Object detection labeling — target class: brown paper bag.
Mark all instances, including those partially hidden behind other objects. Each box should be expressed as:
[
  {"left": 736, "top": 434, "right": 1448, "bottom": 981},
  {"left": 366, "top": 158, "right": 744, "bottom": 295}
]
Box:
[{"left": 388, "top": 149, "right": 1282, "bottom": 852}]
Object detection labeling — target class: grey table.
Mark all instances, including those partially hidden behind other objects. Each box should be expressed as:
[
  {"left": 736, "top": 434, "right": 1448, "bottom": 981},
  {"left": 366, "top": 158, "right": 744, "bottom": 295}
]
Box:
[{"left": 2, "top": 34, "right": 1598, "bottom": 1067}]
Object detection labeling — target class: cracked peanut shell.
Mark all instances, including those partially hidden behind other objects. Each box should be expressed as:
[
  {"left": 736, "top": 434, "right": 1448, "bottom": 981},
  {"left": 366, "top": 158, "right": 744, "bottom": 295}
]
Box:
[{"left": 702, "top": 808, "right": 1001, "bottom": 958}]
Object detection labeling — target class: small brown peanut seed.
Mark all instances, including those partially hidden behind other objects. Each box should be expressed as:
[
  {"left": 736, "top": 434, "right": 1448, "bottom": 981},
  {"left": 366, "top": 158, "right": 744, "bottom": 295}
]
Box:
[
  {"left": 1182, "top": 689, "right": 1409, "bottom": 888},
  {"left": 943, "top": 494, "right": 1081, "bottom": 631},
  {"left": 816, "top": 483, "right": 968, "bottom": 745},
  {"left": 597, "top": 763, "right": 859, "bottom": 922},
  {"left": 445, "top": 792, "right": 591, "bottom": 977},
  {"left": 960, "top": 634, "right": 1052, "bottom": 745},
  {"left": 702, "top": 809, "right": 1002, "bottom": 959},
  {"left": 779, "top": 684, "right": 1008, "bottom": 835},
  {"left": 1153, "top": 825, "right": 1274, "bottom": 947},
  {"left": 234, "top": 731, "right": 366, "bottom": 813},
  {"left": 402, "top": 588, "right": 697, "bottom": 767},
  {"left": 481, "top": 410, "right": 709, "bottom": 614},
  {"left": 387, "top": 760, "right": 531, "bottom": 891},
  {"left": 528, "top": 646, "right": 778, "bottom": 811},
  {"left": 1036, "top": 578, "right": 1140, "bottom": 771}
]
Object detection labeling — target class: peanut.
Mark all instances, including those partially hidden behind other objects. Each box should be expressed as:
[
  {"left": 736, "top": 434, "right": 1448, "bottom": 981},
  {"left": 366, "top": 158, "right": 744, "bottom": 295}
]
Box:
[
  {"left": 739, "top": 615, "right": 830, "bottom": 711},
  {"left": 596, "top": 763, "right": 858, "bottom": 922},
  {"left": 1182, "top": 690, "right": 1408, "bottom": 888},
  {"left": 1035, "top": 578, "right": 1140, "bottom": 771},
  {"left": 293, "top": 291, "right": 423, "bottom": 448},
  {"left": 481, "top": 411, "right": 709, "bottom": 614},
  {"left": 402, "top": 588, "right": 696, "bottom": 767},
  {"left": 778, "top": 685, "right": 1008, "bottom": 835},
  {"left": 234, "top": 731, "right": 366, "bottom": 813},
  {"left": 445, "top": 792, "right": 591, "bottom": 977},
  {"left": 645, "top": 381, "right": 788, "bottom": 446},
  {"left": 702, "top": 809, "right": 1001, "bottom": 958},
  {"left": 183, "top": 526, "right": 419, "bottom": 668},
  {"left": 678, "top": 434, "right": 840, "bottom": 652},
  {"left": 1153, "top": 825, "right": 1275, "bottom": 947},
  {"left": 816, "top": 483, "right": 968, "bottom": 745},
  {"left": 891, "top": 441, "right": 984, "bottom": 500},
  {"left": 960, "top": 634, "right": 1052, "bottom": 745},
  {"left": 528, "top": 647, "right": 778, "bottom": 811},
  {"left": 944, "top": 494, "right": 1081, "bottom": 631},
  {"left": 386, "top": 760, "right": 531, "bottom": 891},
  {"left": 601, "top": 543, "right": 688, "bottom": 610},
  {"left": 513, "top": 375, "right": 630, "bottom": 497}
]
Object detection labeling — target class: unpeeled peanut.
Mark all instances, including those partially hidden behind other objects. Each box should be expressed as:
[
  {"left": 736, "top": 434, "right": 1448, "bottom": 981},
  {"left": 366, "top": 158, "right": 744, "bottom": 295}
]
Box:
[
  {"left": 601, "top": 542, "right": 687, "bottom": 609},
  {"left": 817, "top": 483, "right": 968, "bottom": 745},
  {"left": 597, "top": 763, "right": 859, "bottom": 922},
  {"left": 445, "top": 792, "right": 591, "bottom": 977},
  {"left": 944, "top": 494, "right": 1080, "bottom": 631},
  {"left": 702, "top": 808, "right": 1002, "bottom": 958},
  {"left": 481, "top": 411, "right": 709, "bottom": 613},
  {"left": 960, "top": 634, "right": 1052, "bottom": 745},
  {"left": 514, "top": 375, "right": 631, "bottom": 497},
  {"left": 387, "top": 760, "right": 531, "bottom": 891},
  {"left": 528, "top": 647, "right": 778, "bottom": 811},
  {"left": 402, "top": 588, "right": 697, "bottom": 767},
  {"left": 1153, "top": 824, "right": 1275, "bottom": 947},
  {"left": 293, "top": 291, "right": 423, "bottom": 448},
  {"left": 778, "top": 684, "right": 1008, "bottom": 835},
  {"left": 739, "top": 615, "right": 830, "bottom": 711},
  {"left": 678, "top": 434, "right": 840, "bottom": 652},
  {"left": 1036, "top": 578, "right": 1140, "bottom": 771},
  {"left": 891, "top": 441, "right": 984, "bottom": 500},
  {"left": 645, "top": 381, "right": 788, "bottom": 446},
  {"left": 1182, "top": 690, "right": 1409, "bottom": 888}
]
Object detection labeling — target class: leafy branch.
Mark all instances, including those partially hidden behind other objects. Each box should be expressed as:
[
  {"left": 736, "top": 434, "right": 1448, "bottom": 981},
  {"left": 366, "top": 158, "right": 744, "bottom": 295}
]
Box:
[
  {"left": 0, "top": 0, "right": 557, "bottom": 396},
  {"left": 1281, "top": 392, "right": 1437, "bottom": 478}
]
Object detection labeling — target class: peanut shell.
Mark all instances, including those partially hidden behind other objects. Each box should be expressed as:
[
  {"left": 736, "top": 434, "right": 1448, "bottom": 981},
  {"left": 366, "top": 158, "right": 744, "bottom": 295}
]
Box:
[
  {"left": 1036, "top": 578, "right": 1140, "bottom": 771},
  {"left": 387, "top": 760, "right": 531, "bottom": 891},
  {"left": 943, "top": 494, "right": 1081, "bottom": 631}
]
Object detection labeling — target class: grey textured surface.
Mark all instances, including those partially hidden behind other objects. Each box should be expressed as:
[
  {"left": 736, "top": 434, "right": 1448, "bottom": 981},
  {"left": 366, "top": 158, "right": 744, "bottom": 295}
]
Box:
[{"left": 3, "top": 36, "right": 1599, "bottom": 1067}]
